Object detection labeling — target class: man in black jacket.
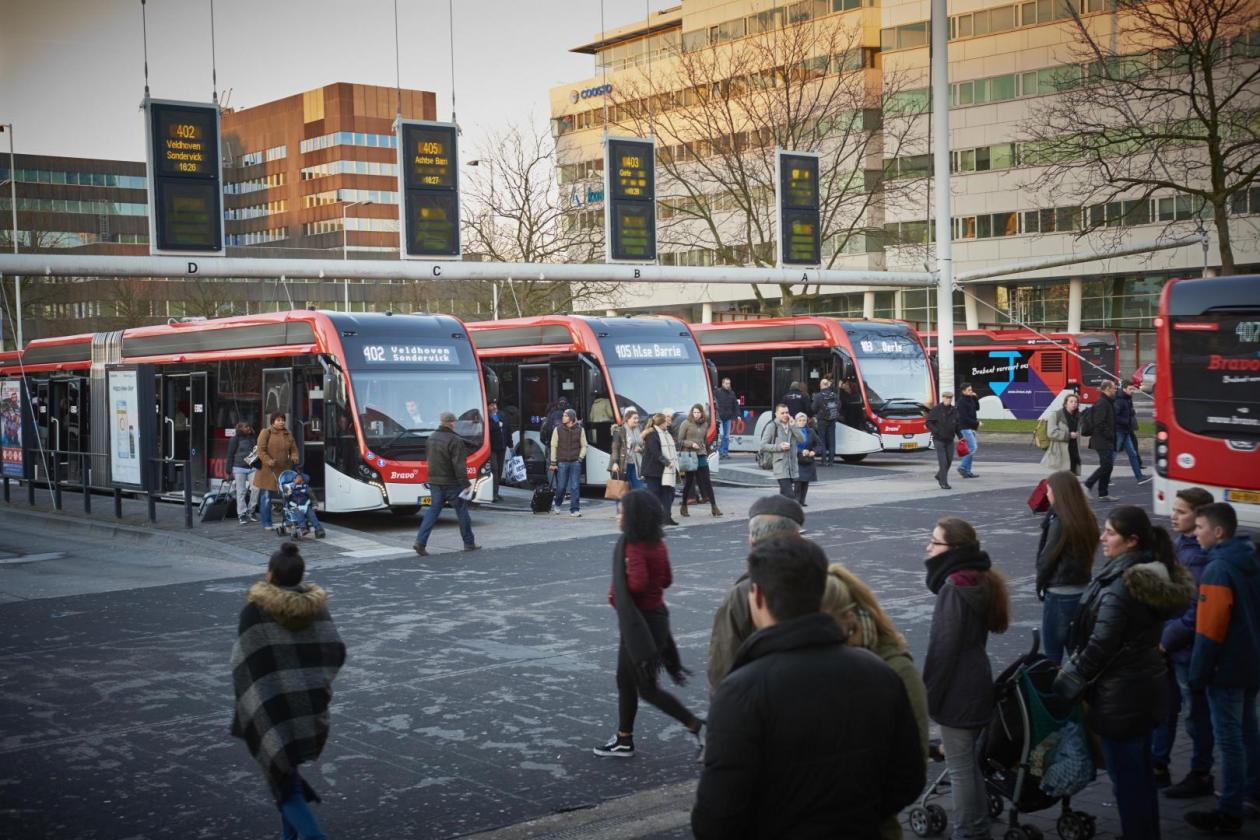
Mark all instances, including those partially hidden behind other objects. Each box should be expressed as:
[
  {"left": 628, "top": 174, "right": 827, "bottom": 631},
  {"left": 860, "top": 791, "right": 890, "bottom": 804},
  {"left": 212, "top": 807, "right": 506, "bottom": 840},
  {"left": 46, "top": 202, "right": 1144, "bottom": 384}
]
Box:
[
  {"left": 693, "top": 538, "right": 925, "bottom": 839},
  {"left": 956, "top": 383, "right": 981, "bottom": 479},
  {"left": 487, "top": 400, "right": 511, "bottom": 502},
  {"left": 1114, "top": 382, "right": 1151, "bottom": 484},
  {"left": 926, "top": 391, "right": 962, "bottom": 490},
  {"left": 1084, "top": 381, "right": 1118, "bottom": 501},
  {"left": 781, "top": 382, "right": 811, "bottom": 420},
  {"left": 810, "top": 378, "right": 840, "bottom": 466},
  {"left": 714, "top": 377, "right": 739, "bottom": 458},
  {"left": 413, "top": 412, "right": 478, "bottom": 556}
]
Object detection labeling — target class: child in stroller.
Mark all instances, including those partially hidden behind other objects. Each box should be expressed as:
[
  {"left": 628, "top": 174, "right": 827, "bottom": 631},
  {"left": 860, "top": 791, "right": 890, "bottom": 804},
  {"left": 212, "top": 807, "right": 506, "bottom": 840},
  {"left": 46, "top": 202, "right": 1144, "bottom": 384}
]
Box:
[{"left": 276, "top": 469, "right": 325, "bottom": 539}]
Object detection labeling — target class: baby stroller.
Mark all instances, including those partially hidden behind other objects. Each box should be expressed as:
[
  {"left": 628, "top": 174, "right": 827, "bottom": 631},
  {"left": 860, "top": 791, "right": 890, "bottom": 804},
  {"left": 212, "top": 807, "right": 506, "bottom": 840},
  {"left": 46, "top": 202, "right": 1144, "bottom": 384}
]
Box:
[
  {"left": 275, "top": 469, "right": 322, "bottom": 539},
  {"left": 908, "top": 630, "right": 1097, "bottom": 840}
]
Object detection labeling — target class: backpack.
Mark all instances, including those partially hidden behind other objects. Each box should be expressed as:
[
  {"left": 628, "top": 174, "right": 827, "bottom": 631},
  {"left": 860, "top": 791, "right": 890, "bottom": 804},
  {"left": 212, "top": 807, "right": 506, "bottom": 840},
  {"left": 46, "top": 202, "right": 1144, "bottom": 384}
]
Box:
[
  {"left": 756, "top": 421, "right": 776, "bottom": 470},
  {"left": 823, "top": 393, "right": 840, "bottom": 421},
  {"left": 1033, "top": 418, "right": 1051, "bottom": 450},
  {"left": 1079, "top": 406, "right": 1094, "bottom": 437}
]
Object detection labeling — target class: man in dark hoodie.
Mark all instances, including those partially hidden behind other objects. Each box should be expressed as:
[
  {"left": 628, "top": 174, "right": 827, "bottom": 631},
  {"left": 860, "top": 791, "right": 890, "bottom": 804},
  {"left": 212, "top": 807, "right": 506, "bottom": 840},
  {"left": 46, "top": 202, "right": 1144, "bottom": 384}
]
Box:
[
  {"left": 692, "top": 537, "right": 925, "bottom": 839},
  {"left": 1152, "top": 487, "right": 1216, "bottom": 795},
  {"left": 231, "top": 542, "right": 345, "bottom": 840},
  {"left": 1187, "top": 503, "right": 1260, "bottom": 834},
  {"left": 956, "top": 382, "right": 981, "bottom": 479},
  {"left": 926, "top": 391, "right": 962, "bottom": 490},
  {"left": 413, "top": 412, "right": 479, "bottom": 556},
  {"left": 1084, "top": 380, "right": 1118, "bottom": 500}
]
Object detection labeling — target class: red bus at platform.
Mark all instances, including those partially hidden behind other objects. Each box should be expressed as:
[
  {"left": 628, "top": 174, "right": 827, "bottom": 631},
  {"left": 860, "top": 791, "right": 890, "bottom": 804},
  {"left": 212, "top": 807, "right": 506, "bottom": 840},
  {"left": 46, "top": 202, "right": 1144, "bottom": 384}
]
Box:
[
  {"left": 0, "top": 311, "right": 491, "bottom": 511},
  {"left": 690, "top": 317, "right": 934, "bottom": 461},
  {"left": 1152, "top": 275, "right": 1260, "bottom": 529}
]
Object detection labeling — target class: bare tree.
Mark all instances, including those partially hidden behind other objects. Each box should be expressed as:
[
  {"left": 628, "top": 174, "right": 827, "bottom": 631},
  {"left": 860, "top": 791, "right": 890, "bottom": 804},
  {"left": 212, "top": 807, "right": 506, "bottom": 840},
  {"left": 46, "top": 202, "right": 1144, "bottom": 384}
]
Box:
[
  {"left": 607, "top": 13, "right": 921, "bottom": 313},
  {"left": 1022, "top": 0, "right": 1260, "bottom": 272},
  {"left": 461, "top": 121, "right": 622, "bottom": 316}
]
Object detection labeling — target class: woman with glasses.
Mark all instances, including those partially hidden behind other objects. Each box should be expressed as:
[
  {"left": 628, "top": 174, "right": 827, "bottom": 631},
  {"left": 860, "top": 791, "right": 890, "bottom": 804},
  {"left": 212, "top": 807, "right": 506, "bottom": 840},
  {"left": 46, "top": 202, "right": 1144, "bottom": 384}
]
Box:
[{"left": 922, "top": 517, "right": 1011, "bottom": 840}]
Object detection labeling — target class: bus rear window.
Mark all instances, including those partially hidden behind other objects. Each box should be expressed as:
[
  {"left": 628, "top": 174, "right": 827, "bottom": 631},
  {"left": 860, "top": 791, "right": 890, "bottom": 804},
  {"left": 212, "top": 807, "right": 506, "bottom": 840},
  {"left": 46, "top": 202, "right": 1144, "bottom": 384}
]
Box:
[{"left": 1170, "top": 314, "right": 1260, "bottom": 438}]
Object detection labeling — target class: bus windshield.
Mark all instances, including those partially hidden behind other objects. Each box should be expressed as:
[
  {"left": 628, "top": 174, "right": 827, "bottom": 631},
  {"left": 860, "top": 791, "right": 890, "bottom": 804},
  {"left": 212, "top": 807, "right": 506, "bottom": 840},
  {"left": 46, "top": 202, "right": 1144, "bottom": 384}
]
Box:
[
  {"left": 845, "top": 326, "right": 932, "bottom": 410},
  {"left": 352, "top": 370, "right": 485, "bottom": 458},
  {"left": 1170, "top": 312, "right": 1260, "bottom": 439},
  {"left": 608, "top": 363, "right": 711, "bottom": 421}
]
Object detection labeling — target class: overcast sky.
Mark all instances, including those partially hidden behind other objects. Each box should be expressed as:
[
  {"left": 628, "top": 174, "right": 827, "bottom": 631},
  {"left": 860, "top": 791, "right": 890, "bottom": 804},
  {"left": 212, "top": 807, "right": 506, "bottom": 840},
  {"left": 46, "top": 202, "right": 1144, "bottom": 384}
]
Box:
[{"left": 1, "top": 0, "right": 671, "bottom": 161}]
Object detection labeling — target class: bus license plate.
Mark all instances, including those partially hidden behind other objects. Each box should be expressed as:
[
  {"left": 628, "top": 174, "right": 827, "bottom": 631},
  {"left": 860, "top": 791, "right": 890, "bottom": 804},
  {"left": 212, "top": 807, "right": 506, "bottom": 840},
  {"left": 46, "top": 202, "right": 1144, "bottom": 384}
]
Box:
[
  {"left": 900, "top": 442, "right": 917, "bottom": 450},
  {"left": 1225, "top": 489, "right": 1260, "bottom": 506},
  {"left": 420, "top": 495, "right": 432, "bottom": 507}
]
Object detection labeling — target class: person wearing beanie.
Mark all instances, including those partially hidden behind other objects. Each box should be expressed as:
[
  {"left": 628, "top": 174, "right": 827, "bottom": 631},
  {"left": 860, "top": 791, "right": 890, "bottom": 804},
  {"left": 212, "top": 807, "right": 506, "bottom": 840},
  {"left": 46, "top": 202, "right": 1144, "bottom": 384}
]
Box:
[
  {"left": 706, "top": 494, "right": 806, "bottom": 693},
  {"left": 231, "top": 543, "right": 346, "bottom": 840}
]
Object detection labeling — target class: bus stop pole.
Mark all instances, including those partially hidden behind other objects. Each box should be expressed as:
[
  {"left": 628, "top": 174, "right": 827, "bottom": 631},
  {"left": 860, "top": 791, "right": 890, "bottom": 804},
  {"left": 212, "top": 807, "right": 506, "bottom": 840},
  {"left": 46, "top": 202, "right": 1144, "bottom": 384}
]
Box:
[
  {"left": 931, "top": 0, "right": 955, "bottom": 395},
  {"left": 114, "top": 486, "right": 122, "bottom": 519},
  {"left": 184, "top": 465, "right": 193, "bottom": 529},
  {"left": 81, "top": 452, "right": 90, "bottom": 514},
  {"left": 51, "top": 453, "right": 62, "bottom": 511}
]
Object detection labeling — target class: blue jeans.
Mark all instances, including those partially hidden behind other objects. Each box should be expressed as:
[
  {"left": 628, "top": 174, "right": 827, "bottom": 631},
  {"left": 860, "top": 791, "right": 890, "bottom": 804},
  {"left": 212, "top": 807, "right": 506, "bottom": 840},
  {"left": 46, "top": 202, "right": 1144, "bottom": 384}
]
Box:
[
  {"left": 1085, "top": 448, "right": 1115, "bottom": 496},
  {"left": 625, "top": 463, "right": 645, "bottom": 490},
  {"left": 718, "top": 419, "right": 732, "bottom": 457},
  {"left": 414, "top": 484, "right": 475, "bottom": 548},
  {"left": 1040, "top": 590, "right": 1082, "bottom": 665},
  {"left": 959, "top": 428, "right": 978, "bottom": 474},
  {"left": 1207, "top": 685, "right": 1260, "bottom": 817},
  {"left": 279, "top": 770, "right": 326, "bottom": 840},
  {"left": 940, "top": 725, "right": 990, "bottom": 839},
  {"left": 258, "top": 488, "right": 273, "bottom": 527},
  {"left": 1098, "top": 733, "right": 1161, "bottom": 839},
  {"left": 1152, "top": 660, "right": 1214, "bottom": 773},
  {"left": 819, "top": 419, "right": 836, "bottom": 462},
  {"left": 1115, "top": 432, "right": 1146, "bottom": 479},
  {"left": 553, "top": 460, "right": 581, "bottom": 512}
]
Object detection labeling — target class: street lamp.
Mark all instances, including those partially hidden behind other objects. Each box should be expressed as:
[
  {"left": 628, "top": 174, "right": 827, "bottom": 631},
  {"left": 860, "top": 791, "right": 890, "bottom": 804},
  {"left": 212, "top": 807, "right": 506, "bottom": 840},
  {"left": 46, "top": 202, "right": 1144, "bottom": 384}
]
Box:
[
  {"left": 0, "top": 123, "right": 19, "bottom": 348},
  {"left": 341, "top": 199, "right": 372, "bottom": 311}
]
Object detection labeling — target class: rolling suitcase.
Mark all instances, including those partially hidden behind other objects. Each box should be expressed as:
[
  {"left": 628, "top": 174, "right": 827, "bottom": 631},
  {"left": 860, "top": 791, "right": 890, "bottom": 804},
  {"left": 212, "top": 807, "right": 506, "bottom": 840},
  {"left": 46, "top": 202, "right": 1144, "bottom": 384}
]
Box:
[
  {"left": 530, "top": 475, "right": 556, "bottom": 514},
  {"left": 199, "top": 479, "right": 234, "bottom": 522}
]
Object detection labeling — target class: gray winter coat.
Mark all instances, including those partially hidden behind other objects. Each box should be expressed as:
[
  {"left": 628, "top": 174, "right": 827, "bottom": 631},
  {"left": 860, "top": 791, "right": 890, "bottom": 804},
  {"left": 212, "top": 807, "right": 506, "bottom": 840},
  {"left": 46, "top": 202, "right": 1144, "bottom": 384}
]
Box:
[
  {"left": 1040, "top": 408, "right": 1073, "bottom": 472},
  {"left": 760, "top": 420, "right": 803, "bottom": 480}
]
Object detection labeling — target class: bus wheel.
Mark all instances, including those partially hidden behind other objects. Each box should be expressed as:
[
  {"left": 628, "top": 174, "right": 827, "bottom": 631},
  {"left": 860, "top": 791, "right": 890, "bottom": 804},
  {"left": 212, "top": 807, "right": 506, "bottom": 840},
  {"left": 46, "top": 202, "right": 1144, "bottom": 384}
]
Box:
[
  {"left": 390, "top": 505, "right": 420, "bottom": 517},
  {"left": 839, "top": 454, "right": 868, "bottom": 464}
]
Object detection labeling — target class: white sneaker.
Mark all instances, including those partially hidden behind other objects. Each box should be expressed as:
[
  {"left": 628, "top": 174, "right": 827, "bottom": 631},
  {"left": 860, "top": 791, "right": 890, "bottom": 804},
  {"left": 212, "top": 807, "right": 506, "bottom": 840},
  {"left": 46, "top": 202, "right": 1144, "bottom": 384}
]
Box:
[{"left": 569, "top": 510, "right": 582, "bottom": 518}]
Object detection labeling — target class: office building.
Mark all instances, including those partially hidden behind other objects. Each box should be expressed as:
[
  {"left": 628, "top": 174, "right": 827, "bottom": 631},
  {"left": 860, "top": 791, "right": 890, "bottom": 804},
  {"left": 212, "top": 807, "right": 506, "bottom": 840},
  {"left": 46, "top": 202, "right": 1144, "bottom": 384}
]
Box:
[{"left": 548, "top": 0, "right": 1260, "bottom": 370}]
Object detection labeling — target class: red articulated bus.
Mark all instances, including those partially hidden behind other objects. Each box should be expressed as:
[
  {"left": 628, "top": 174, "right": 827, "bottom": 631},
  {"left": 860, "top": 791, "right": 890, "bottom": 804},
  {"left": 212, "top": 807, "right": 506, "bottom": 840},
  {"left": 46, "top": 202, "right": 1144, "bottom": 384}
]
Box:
[
  {"left": 1151, "top": 275, "right": 1260, "bottom": 529},
  {"left": 0, "top": 310, "right": 492, "bottom": 511},
  {"left": 467, "top": 314, "right": 713, "bottom": 485},
  {"left": 690, "top": 317, "right": 934, "bottom": 461},
  {"left": 921, "top": 329, "right": 1119, "bottom": 419}
]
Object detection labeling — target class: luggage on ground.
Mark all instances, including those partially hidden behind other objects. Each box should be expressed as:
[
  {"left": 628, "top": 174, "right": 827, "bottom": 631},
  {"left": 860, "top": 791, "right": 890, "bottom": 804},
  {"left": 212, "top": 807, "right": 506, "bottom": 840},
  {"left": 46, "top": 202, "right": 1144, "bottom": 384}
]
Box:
[{"left": 199, "top": 479, "right": 234, "bottom": 522}]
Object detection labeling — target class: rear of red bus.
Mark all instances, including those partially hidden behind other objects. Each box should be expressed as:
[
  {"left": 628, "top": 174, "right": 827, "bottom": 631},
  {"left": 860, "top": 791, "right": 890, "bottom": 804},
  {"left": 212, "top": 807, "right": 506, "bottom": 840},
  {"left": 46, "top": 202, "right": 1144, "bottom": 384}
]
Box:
[{"left": 1152, "top": 275, "right": 1260, "bottom": 529}]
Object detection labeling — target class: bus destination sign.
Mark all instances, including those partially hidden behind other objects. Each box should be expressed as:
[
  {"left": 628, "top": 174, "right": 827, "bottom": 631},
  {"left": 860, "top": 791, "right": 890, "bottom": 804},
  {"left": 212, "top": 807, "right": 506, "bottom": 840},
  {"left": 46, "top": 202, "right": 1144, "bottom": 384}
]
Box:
[
  {"left": 777, "top": 150, "right": 821, "bottom": 266},
  {"left": 146, "top": 100, "right": 223, "bottom": 254},
  {"left": 398, "top": 120, "right": 460, "bottom": 258},
  {"left": 605, "top": 137, "right": 656, "bottom": 262},
  {"left": 402, "top": 124, "right": 457, "bottom": 191}
]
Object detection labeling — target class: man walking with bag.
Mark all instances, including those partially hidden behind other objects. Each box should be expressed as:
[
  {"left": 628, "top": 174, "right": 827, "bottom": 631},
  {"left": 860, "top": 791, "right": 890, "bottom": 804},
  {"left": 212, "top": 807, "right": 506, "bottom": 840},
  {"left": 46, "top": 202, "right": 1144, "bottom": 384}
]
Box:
[
  {"left": 1084, "top": 380, "right": 1118, "bottom": 501},
  {"left": 413, "top": 412, "right": 479, "bottom": 556}
]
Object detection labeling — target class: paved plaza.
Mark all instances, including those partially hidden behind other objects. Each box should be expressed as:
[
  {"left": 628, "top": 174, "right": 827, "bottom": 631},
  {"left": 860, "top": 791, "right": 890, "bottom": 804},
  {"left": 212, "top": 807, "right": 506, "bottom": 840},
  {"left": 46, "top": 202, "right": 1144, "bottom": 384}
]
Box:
[{"left": 1, "top": 442, "right": 1256, "bottom": 838}]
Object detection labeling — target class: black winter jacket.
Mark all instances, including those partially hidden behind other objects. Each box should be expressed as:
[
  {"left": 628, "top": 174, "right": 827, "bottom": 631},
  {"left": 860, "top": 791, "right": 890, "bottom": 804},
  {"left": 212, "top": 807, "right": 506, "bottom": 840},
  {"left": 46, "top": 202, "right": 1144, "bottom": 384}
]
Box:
[
  {"left": 926, "top": 403, "right": 961, "bottom": 443},
  {"left": 810, "top": 388, "right": 840, "bottom": 422},
  {"left": 1086, "top": 394, "right": 1116, "bottom": 453},
  {"left": 781, "top": 388, "right": 811, "bottom": 419},
  {"left": 1114, "top": 391, "right": 1136, "bottom": 434},
  {"left": 1055, "top": 550, "right": 1194, "bottom": 740},
  {"left": 956, "top": 394, "right": 980, "bottom": 430},
  {"left": 692, "top": 613, "right": 925, "bottom": 840},
  {"left": 425, "top": 426, "right": 470, "bottom": 488},
  {"left": 1035, "top": 510, "right": 1095, "bottom": 594},
  {"left": 923, "top": 554, "right": 997, "bottom": 729},
  {"left": 639, "top": 430, "right": 671, "bottom": 479},
  {"left": 488, "top": 412, "right": 511, "bottom": 454},
  {"left": 714, "top": 387, "right": 739, "bottom": 422}
]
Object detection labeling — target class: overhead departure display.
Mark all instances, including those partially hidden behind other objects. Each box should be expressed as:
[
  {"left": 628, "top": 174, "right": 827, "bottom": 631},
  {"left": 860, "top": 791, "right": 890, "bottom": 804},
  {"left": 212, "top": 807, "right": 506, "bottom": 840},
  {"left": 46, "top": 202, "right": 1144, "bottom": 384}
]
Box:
[
  {"left": 777, "top": 150, "right": 821, "bottom": 267},
  {"left": 605, "top": 137, "right": 656, "bottom": 263},
  {"left": 398, "top": 120, "right": 460, "bottom": 258},
  {"left": 146, "top": 99, "right": 223, "bottom": 254}
]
